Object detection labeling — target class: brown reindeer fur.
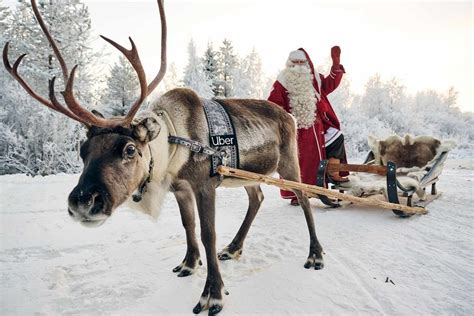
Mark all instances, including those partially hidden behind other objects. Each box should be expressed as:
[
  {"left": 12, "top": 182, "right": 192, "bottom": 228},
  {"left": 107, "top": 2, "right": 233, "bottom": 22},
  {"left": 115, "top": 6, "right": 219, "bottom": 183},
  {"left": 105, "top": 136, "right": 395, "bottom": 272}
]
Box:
[{"left": 368, "top": 134, "right": 455, "bottom": 170}]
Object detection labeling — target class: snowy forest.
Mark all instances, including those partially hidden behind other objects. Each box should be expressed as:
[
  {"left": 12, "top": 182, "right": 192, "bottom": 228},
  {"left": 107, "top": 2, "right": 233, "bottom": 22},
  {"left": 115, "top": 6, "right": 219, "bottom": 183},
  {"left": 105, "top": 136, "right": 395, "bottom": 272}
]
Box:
[{"left": 0, "top": 0, "right": 472, "bottom": 176}]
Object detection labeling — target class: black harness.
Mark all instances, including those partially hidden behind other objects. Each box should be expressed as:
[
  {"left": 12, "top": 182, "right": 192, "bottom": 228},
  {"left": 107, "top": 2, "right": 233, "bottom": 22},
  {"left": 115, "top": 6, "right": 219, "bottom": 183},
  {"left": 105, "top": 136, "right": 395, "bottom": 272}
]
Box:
[
  {"left": 201, "top": 98, "right": 239, "bottom": 176},
  {"left": 132, "top": 144, "right": 154, "bottom": 202}
]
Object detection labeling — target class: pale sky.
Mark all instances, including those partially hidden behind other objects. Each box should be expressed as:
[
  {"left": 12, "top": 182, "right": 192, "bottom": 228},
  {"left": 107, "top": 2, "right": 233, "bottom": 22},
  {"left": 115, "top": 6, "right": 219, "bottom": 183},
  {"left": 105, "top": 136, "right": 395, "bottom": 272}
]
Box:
[{"left": 5, "top": 0, "right": 473, "bottom": 112}]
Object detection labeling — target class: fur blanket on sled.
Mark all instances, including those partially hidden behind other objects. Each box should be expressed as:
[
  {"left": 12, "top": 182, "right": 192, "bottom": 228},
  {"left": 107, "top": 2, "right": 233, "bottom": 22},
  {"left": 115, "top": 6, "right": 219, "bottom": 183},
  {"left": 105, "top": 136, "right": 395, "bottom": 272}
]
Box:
[{"left": 342, "top": 134, "right": 456, "bottom": 200}]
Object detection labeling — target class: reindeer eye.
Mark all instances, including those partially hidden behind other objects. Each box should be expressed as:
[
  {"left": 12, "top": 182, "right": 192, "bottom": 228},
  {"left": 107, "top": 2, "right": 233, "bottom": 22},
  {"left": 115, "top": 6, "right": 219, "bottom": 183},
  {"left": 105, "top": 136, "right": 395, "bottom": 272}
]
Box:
[{"left": 125, "top": 144, "right": 137, "bottom": 158}]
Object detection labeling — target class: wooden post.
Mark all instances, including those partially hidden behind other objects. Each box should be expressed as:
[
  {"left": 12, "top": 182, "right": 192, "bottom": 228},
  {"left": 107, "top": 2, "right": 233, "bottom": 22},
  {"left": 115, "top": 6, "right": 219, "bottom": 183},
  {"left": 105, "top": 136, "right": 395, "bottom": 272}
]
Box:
[{"left": 217, "top": 166, "right": 427, "bottom": 215}]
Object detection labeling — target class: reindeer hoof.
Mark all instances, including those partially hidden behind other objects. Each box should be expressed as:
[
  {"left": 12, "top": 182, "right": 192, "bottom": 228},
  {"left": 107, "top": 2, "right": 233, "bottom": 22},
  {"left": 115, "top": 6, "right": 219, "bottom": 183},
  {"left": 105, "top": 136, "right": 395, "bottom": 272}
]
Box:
[
  {"left": 173, "top": 258, "right": 202, "bottom": 277},
  {"left": 193, "top": 302, "right": 203, "bottom": 314},
  {"left": 192, "top": 302, "right": 223, "bottom": 315},
  {"left": 209, "top": 304, "right": 223, "bottom": 315},
  {"left": 192, "top": 299, "right": 224, "bottom": 315},
  {"left": 314, "top": 261, "right": 324, "bottom": 270},
  {"left": 177, "top": 269, "right": 191, "bottom": 277},
  {"left": 217, "top": 246, "right": 242, "bottom": 261},
  {"left": 304, "top": 253, "right": 324, "bottom": 270},
  {"left": 217, "top": 253, "right": 232, "bottom": 261},
  {"left": 193, "top": 284, "right": 227, "bottom": 315}
]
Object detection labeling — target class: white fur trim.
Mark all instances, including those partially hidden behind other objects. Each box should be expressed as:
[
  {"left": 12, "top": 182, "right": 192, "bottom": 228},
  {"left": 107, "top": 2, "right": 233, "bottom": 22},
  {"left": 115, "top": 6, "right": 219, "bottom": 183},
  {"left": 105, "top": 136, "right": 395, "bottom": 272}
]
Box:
[
  {"left": 288, "top": 50, "right": 307, "bottom": 61},
  {"left": 314, "top": 72, "right": 322, "bottom": 94},
  {"left": 312, "top": 126, "right": 323, "bottom": 160},
  {"left": 325, "top": 127, "right": 341, "bottom": 145}
]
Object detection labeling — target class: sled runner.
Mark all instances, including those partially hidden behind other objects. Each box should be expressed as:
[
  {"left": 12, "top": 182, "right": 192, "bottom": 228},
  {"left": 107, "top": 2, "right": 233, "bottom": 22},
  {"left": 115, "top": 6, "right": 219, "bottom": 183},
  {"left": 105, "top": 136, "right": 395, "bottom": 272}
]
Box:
[{"left": 315, "top": 135, "right": 456, "bottom": 217}]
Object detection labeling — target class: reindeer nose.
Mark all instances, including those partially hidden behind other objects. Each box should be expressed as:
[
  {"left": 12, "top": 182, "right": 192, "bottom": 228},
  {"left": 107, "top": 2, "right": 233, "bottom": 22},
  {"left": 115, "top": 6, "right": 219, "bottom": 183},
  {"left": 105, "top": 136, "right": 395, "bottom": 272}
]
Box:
[{"left": 68, "top": 186, "right": 105, "bottom": 218}]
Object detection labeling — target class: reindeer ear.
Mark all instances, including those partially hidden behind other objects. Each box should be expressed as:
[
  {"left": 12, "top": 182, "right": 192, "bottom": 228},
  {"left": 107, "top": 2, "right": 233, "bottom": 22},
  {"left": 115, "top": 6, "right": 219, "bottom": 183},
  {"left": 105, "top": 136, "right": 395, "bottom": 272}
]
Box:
[
  {"left": 132, "top": 114, "right": 161, "bottom": 143},
  {"left": 367, "top": 135, "right": 378, "bottom": 152}
]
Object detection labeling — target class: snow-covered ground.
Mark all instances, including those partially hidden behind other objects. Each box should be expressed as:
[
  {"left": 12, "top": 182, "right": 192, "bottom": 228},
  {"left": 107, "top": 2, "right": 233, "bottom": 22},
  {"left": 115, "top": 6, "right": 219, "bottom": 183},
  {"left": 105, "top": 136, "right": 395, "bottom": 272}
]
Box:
[{"left": 1, "top": 160, "right": 473, "bottom": 315}]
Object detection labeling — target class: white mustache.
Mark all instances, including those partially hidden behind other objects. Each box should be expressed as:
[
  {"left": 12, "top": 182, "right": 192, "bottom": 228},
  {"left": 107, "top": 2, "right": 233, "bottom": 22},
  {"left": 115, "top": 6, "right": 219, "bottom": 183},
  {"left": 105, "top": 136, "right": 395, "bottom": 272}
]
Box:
[{"left": 289, "top": 65, "right": 311, "bottom": 74}]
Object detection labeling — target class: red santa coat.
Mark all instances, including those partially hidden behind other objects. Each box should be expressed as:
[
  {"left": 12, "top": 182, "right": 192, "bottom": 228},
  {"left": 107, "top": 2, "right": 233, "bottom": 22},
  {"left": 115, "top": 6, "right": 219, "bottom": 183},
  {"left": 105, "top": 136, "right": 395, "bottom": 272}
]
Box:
[{"left": 268, "top": 48, "right": 347, "bottom": 199}]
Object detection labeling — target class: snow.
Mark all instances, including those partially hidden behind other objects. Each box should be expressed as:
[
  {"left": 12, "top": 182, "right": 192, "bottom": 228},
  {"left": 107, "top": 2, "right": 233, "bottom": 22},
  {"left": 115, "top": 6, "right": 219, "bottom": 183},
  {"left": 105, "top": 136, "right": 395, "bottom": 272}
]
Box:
[{"left": 1, "top": 160, "right": 473, "bottom": 314}]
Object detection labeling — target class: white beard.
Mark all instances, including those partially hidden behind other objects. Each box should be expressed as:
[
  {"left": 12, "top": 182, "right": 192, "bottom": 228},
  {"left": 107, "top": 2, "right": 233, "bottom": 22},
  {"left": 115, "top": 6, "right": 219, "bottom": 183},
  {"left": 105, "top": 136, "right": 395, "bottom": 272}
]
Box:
[{"left": 281, "top": 65, "right": 319, "bottom": 129}]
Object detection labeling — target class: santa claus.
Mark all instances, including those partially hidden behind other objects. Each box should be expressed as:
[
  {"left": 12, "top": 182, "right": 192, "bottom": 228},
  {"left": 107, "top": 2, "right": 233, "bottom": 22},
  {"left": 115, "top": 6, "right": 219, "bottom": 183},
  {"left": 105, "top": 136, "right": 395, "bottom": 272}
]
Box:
[{"left": 268, "top": 47, "right": 348, "bottom": 205}]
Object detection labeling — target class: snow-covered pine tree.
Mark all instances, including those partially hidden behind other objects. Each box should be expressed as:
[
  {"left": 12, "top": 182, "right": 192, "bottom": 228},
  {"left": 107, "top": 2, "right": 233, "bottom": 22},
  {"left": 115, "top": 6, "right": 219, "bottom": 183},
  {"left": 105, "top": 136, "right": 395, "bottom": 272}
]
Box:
[
  {"left": 182, "top": 39, "right": 213, "bottom": 98},
  {"left": 0, "top": 0, "right": 9, "bottom": 36},
  {"left": 233, "top": 48, "right": 265, "bottom": 98},
  {"left": 231, "top": 59, "right": 251, "bottom": 98},
  {"left": 100, "top": 56, "right": 140, "bottom": 117},
  {"left": 0, "top": 0, "right": 11, "bottom": 110},
  {"left": 244, "top": 48, "right": 265, "bottom": 98},
  {"left": 202, "top": 42, "right": 219, "bottom": 96},
  {"left": 0, "top": 0, "right": 97, "bottom": 175},
  {"left": 216, "top": 39, "right": 239, "bottom": 97},
  {"left": 358, "top": 74, "right": 419, "bottom": 135},
  {"left": 163, "top": 62, "right": 180, "bottom": 92}
]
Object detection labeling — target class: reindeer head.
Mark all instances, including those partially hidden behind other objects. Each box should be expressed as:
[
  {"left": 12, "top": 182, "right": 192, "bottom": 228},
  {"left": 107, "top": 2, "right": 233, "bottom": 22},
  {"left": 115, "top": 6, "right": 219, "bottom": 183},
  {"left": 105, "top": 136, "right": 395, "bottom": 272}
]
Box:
[{"left": 3, "top": 0, "right": 167, "bottom": 227}]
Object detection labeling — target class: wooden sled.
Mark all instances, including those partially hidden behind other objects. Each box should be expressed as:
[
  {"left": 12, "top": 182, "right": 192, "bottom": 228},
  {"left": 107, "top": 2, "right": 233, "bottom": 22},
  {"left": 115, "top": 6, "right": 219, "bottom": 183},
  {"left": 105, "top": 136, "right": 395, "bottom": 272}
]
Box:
[{"left": 315, "top": 150, "right": 449, "bottom": 217}]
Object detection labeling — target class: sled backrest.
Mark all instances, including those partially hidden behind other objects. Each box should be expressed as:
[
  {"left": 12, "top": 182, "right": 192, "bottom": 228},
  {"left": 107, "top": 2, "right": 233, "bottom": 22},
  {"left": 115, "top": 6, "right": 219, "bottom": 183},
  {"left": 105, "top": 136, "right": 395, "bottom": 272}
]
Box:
[{"left": 368, "top": 134, "right": 454, "bottom": 168}]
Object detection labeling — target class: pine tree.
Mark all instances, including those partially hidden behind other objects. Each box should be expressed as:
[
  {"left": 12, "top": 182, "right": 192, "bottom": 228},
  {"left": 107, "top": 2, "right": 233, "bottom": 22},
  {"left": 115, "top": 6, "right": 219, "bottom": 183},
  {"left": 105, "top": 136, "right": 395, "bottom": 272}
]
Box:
[
  {"left": 100, "top": 56, "right": 140, "bottom": 117},
  {"left": 231, "top": 59, "right": 251, "bottom": 98},
  {"left": 202, "top": 43, "right": 219, "bottom": 95},
  {"left": 217, "top": 39, "right": 239, "bottom": 97},
  {"left": 182, "top": 39, "right": 213, "bottom": 98},
  {"left": 445, "top": 86, "right": 458, "bottom": 108},
  {"left": 233, "top": 48, "right": 264, "bottom": 98},
  {"left": 163, "top": 62, "right": 180, "bottom": 92},
  {"left": 0, "top": 0, "right": 97, "bottom": 175},
  {"left": 0, "top": 0, "right": 9, "bottom": 38},
  {"left": 0, "top": 0, "right": 11, "bottom": 111},
  {"left": 359, "top": 75, "right": 415, "bottom": 135}
]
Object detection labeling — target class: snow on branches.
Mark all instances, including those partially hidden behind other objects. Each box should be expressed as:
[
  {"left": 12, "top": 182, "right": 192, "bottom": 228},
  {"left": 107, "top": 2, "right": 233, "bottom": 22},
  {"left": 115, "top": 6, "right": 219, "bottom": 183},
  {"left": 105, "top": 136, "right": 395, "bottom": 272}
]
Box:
[{"left": 0, "top": 0, "right": 95, "bottom": 175}]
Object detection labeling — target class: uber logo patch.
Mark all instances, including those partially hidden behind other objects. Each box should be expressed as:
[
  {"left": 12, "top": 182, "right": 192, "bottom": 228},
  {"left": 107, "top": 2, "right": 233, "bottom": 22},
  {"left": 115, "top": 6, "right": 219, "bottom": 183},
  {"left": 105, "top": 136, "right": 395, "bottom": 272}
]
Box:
[{"left": 211, "top": 135, "right": 235, "bottom": 147}]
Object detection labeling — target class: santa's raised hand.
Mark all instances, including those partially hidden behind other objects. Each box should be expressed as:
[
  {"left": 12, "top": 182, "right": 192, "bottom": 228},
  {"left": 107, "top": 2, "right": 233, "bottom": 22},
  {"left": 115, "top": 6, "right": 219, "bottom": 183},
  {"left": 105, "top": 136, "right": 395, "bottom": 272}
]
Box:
[{"left": 331, "top": 46, "right": 345, "bottom": 73}]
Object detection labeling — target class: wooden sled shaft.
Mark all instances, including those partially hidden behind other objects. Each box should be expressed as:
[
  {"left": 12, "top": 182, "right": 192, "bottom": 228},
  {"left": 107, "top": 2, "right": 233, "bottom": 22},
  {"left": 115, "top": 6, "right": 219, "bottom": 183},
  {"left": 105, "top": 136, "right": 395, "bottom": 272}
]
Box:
[
  {"left": 217, "top": 166, "right": 428, "bottom": 215},
  {"left": 327, "top": 163, "right": 388, "bottom": 176}
]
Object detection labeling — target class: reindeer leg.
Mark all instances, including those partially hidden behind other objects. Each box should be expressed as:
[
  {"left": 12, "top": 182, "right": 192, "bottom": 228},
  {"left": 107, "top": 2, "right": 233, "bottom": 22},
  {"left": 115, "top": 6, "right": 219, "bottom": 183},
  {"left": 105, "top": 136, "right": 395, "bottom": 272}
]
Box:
[
  {"left": 192, "top": 186, "right": 228, "bottom": 315},
  {"left": 293, "top": 189, "right": 324, "bottom": 269},
  {"left": 172, "top": 180, "right": 202, "bottom": 277},
  {"left": 218, "top": 185, "right": 264, "bottom": 260},
  {"left": 278, "top": 151, "right": 324, "bottom": 270}
]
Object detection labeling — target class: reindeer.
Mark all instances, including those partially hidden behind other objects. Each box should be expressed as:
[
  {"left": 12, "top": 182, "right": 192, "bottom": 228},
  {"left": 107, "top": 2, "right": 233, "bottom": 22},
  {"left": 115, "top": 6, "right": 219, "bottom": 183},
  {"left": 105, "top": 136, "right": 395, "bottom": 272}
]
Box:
[{"left": 4, "top": 0, "right": 324, "bottom": 314}]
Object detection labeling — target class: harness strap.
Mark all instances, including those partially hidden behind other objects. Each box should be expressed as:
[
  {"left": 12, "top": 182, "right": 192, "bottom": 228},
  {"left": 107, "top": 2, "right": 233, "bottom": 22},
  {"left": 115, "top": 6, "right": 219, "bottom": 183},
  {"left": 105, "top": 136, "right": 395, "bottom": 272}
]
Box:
[
  {"left": 156, "top": 110, "right": 178, "bottom": 162},
  {"left": 168, "top": 135, "right": 229, "bottom": 187},
  {"left": 132, "top": 144, "right": 154, "bottom": 203},
  {"left": 168, "top": 135, "right": 227, "bottom": 159}
]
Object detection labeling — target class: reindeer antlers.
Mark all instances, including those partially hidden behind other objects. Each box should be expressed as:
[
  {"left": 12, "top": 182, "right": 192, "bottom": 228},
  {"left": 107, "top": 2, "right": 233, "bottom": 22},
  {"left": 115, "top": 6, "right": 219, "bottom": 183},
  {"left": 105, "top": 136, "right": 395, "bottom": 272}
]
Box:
[{"left": 3, "top": 0, "right": 167, "bottom": 129}]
